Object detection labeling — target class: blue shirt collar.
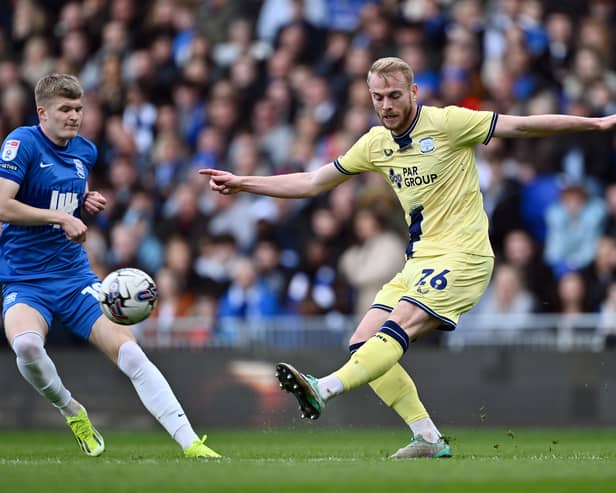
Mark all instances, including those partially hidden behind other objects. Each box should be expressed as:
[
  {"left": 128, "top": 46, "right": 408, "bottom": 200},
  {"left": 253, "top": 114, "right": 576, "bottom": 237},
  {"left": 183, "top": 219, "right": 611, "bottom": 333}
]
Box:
[{"left": 391, "top": 105, "right": 422, "bottom": 150}]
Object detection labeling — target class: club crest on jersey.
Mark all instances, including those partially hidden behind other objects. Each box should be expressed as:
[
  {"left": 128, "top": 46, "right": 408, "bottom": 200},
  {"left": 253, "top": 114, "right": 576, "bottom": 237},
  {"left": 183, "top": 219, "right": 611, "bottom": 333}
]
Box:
[
  {"left": 73, "top": 158, "right": 85, "bottom": 179},
  {"left": 419, "top": 137, "right": 435, "bottom": 153},
  {"left": 384, "top": 148, "right": 394, "bottom": 157},
  {"left": 2, "top": 140, "right": 20, "bottom": 161}
]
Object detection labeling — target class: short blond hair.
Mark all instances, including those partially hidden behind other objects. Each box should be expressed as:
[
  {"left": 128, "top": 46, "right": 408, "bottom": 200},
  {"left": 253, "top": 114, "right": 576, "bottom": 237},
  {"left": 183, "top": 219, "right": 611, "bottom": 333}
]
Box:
[
  {"left": 34, "top": 73, "right": 83, "bottom": 107},
  {"left": 367, "top": 57, "right": 414, "bottom": 87}
]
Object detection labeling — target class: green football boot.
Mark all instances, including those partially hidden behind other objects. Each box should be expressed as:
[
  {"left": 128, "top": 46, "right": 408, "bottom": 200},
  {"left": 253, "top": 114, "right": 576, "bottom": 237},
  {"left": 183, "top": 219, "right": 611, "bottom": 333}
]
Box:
[
  {"left": 65, "top": 407, "right": 105, "bottom": 457},
  {"left": 389, "top": 435, "right": 452, "bottom": 459},
  {"left": 184, "top": 435, "right": 222, "bottom": 459},
  {"left": 275, "top": 362, "right": 325, "bottom": 420}
]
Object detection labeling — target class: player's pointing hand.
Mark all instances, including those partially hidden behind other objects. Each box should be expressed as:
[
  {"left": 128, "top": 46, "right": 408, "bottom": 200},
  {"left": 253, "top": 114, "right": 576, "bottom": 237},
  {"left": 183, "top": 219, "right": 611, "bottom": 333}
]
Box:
[{"left": 199, "top": 168, "right": 242, "bottom": 195}]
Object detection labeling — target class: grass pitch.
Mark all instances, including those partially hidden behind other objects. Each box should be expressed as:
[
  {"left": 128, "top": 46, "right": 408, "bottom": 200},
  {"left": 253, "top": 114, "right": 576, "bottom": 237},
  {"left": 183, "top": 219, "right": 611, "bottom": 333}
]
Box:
[{"left": 1, "top": 427, "right": 615, "bottom": 493}]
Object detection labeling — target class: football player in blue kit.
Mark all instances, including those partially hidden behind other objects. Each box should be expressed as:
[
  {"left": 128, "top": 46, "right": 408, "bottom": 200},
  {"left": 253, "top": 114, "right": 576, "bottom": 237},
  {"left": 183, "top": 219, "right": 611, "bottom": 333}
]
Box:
[{"left": 0, "top": 74, "right": 220, "bottom": 459}]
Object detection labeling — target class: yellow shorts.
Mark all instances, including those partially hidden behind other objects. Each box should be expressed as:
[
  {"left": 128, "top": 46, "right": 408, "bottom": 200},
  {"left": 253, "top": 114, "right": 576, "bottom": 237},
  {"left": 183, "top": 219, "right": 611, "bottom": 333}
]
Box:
[{"left": 371, "top": 253, "right": 494, "bottom": 330}]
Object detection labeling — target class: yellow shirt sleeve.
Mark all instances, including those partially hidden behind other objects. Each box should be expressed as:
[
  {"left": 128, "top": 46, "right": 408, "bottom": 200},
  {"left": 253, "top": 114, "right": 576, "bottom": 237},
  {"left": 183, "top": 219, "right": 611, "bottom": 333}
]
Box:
[
  {"left": 334, "top": 130, "right": 374, "bottom": 174},
  {"left": 442, "top": 106, "right": 498, "bottom": 148}
]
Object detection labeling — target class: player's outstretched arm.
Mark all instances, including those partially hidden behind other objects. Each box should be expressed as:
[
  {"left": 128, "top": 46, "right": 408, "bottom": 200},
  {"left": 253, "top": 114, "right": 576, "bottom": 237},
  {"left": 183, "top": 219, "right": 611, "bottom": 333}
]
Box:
[
  {"left": 494, "top": 113, "right": 616, "bottom": 139},
  {"left": 199, "top": 163, "right": 351, "bottom": 199}
]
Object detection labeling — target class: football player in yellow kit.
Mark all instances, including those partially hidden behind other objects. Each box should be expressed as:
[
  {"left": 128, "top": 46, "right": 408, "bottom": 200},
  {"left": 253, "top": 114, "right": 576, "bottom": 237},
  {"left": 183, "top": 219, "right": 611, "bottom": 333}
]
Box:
[{"left": 200, "top": 57, "right": 616, "bottom": 458}]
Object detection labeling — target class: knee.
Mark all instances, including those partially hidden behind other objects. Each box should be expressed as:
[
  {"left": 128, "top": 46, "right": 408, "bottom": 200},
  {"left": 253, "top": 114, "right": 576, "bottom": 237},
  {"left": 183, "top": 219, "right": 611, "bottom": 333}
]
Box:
[
  {"left": 117, "top": 340, "right": 149, "bottom": 376},
  {"left": 11, "top": 332, "right": 45, "bottom": 363}
]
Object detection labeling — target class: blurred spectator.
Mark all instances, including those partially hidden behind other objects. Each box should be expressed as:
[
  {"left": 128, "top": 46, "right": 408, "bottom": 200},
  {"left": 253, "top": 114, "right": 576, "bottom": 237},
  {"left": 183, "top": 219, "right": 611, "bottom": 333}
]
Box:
[
  {"left": 555, "top": 271, "right": 595, "bottom": 348},
  {"left": 194, "top": 233, "right": 239, "bottom": 298},
  {"left": 581, "top": 236, "right": 616, "bottom": 312},
  {"left": 185, "top": 294, "right": 217, "bottom": 347},
  {"left": 257, "top": 0, "right": 326, "bottom": 44},
  {"left": 122, "top": 82, "right": 157, "bottom": 161},
  {"left": 297, "top": 73, "right": 339, "bottom": 134},
  {"left": 21, "top": 35, "right": 56, "bottom": 89},
  {"left": 502, "top": 229, "right": 558, "bottom": 313},
  {"left": 97, "top": 52, "right": 125, "bottom": 114},
  {"left": 557, "top": 271, "right": 592, "bottom": 315},
  {"left": 12, "top": 0, "right": 47, "bottom": 47},
  {"left": 544, "top": 11, "right": 574, "bottom": 79},
  {"left": 219, "top": 256, "right": 282, "bottom": 319},
  {"left": 252, "top": 97, "right": 294, "bottom": 169},
  {"left": 476, "top": 137, "right": 523, "bottom": 255},
  {"left": 150, "top": 266, "right": 194, "bottom": 346},
  {"left": 122, "top": 189, "right": 164, "bottom": 273},
  {"left": 544, "top": 179, "right": 607, "bottom": 278},
  {"left": 598, "top": 281, "right": 616, "bottom": 348},
  {"left": 474, "top": 263, "right": 536, "bottom": 330},
  {"left": 286, "top": 238, "right": 352, "bottom": 316},
  {"left": 81, "top": 20, "right": 130, "bottom": 91},
  {"left": 172, "top": 79, "right": 206, "bottom": 149},
  {"left": 190, "top": 126, "right": 224, "bottom": 172},
  {"left": 83, "top": 226, "right": 109, "bottom": 280},
  {"left": 212, "top": 17, "right": 271, "bottom": 67},
  {"left": 163, "top": 235, "right": 195, "bottom": 288},
  {"left": 197, "top": 0, "right": 243, "bottom": 46},
  {"left": 107, "top": 222, "right": 145, "bottom": 271},
  {"left": 603, "top": 182, "right": 616, "bottom": 238},
  {"left": 150, "top": 131, "right": 187, "bottom": 199},
  {"left": 253, "top": 238, "right": 292, "bottom": 307},
  {"left": 339, "top": 207, "right": 406, "bottom": 317},
  {"left": 158, "top": 182, "right": 210, "bottom": 250},
  {"left": 563, "top": 46, "right": 616, "bottom": 105},
  {"left": 1, "top": 83, "right": 32, "bottom": 129}
]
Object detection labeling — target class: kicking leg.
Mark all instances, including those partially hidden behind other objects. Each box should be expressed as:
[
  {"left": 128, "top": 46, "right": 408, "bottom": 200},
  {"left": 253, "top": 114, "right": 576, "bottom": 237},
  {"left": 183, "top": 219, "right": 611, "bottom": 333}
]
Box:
[{"left": 89, "top": 315, "right": 221, "bottom": 458}]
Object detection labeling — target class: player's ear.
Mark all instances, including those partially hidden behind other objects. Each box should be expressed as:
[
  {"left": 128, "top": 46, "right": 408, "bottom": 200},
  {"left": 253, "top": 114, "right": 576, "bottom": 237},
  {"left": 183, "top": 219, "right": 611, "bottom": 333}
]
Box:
[
  {"left": 410, "top": 84, "right": 418, "bottom": 101},
  {"left": 36, "top": 105, "right": 48, "bottom": 121}
]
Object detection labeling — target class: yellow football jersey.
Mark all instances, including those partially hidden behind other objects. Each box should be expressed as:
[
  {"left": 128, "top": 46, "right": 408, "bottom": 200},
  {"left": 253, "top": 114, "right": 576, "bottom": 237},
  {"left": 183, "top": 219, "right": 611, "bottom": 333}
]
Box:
[{"left": 334, "top": 104, "right": 498, "bottom": 258}]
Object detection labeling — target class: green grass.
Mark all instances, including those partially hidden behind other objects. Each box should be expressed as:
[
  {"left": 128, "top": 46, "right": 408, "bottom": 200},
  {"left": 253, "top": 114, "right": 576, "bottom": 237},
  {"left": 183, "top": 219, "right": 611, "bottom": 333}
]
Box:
[{"left": 1, "top": 428, "right": 615, "bottom": 493}]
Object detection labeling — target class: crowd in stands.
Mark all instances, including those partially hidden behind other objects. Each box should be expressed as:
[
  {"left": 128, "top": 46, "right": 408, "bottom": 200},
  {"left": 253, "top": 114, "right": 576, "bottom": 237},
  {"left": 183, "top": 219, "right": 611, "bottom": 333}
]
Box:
[{"left": 2, "top": 0, "right": 616, "bottom": 344}]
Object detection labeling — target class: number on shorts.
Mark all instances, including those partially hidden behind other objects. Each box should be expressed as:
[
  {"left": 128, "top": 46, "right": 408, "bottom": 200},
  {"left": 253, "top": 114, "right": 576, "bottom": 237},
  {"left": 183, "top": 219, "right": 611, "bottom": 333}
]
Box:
[
  {"left": 415, "top": 269, "right": 450, "bottom": 290},
  {"left": 81, "top": 282, "right": 102, "bottom": 299}
]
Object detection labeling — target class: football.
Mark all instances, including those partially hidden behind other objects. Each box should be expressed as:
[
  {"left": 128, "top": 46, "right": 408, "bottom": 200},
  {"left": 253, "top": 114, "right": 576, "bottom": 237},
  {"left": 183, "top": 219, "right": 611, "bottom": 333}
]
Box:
[{"left": 98, "top": 268, "right": 158, "bottom": 325}]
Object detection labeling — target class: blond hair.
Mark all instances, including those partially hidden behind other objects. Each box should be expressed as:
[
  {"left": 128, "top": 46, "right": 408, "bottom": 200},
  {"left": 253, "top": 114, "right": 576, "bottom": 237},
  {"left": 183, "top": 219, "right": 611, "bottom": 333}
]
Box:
[
  {"left": 367, "top": 57, "right": 414, "bottom": 87},
  {"left": 34, "top": 73, "right": 83, "bottom": 107}
]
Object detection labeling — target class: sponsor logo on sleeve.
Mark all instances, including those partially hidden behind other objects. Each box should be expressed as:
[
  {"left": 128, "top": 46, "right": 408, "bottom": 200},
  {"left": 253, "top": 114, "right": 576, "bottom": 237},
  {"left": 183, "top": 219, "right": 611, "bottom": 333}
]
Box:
[
  {"left": 0, "top": 162, "right": 18, "bottom": 172},
  {"left": 1, "top": 140, "right": 20, "bottom": 161},
  {"left": 4, "top": 292, "right": 17, "bottom": 305}
]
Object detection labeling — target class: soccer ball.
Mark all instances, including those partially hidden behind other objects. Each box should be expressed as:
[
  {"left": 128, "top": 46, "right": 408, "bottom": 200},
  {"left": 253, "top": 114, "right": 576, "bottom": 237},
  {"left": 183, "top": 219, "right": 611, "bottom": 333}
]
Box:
[{"left": 98, "top": 268, "right": 158, "bottom": 325}]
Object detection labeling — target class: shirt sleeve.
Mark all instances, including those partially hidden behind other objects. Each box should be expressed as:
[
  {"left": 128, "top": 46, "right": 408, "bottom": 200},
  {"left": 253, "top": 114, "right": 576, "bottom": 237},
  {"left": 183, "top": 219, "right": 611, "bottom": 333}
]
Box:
[
  {"left": 0, "top": 128, "right": 34, "bottom": 185},
  {"left": 334, "top": 131, "right": 374, "bottom": 174},
  {"left": 442, "top": 105, "right": 498, "bottom": 148}
]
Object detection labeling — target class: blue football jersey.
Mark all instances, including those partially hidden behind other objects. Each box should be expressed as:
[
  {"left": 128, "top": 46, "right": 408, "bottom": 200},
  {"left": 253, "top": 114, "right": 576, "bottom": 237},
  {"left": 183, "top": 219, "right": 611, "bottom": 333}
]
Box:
[{"left": 0, "top": 125, "right": 97, "bottom": 281}]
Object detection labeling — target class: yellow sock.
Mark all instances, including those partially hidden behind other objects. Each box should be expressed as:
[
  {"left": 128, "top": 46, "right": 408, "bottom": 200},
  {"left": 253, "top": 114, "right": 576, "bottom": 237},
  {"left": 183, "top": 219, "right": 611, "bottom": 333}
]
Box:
[
  {"left": 335, "top": 321, "right": 408, "bottom": 391},
  {"left": 369, "top": 363, "right": 429, "bottom": 424}
]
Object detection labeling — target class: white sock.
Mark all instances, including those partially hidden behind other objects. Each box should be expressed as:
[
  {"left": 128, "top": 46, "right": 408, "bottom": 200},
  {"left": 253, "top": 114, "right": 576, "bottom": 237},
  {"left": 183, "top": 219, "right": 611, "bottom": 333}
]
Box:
[
  {"left": 117, "top": 341, "right": 198, "bottom": 449},
  {"left": 317, "top": 374, "right": 344, "bottom": 401},
  {"left": 174, "top": 424, "right": 199, "bottom": 449},
  {"left": 12, "top": 331, "right": 78, "bottom": 417},
  {"left": 409, "top": 417, "right": 441, "bottom": 443}
]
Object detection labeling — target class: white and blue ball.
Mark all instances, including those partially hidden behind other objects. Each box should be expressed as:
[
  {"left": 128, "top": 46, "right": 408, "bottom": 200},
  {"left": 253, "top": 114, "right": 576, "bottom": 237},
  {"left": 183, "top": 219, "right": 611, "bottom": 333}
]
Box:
[{"left": 98, "top": 268, "right": 158, "bottom": 325}]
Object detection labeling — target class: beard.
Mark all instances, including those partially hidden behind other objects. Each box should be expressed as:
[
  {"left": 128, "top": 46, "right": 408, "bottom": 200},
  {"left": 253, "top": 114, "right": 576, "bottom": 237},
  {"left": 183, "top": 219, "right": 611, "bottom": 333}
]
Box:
[{"left": 379, "top": 102, "right": 415, "bottom": 135}]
